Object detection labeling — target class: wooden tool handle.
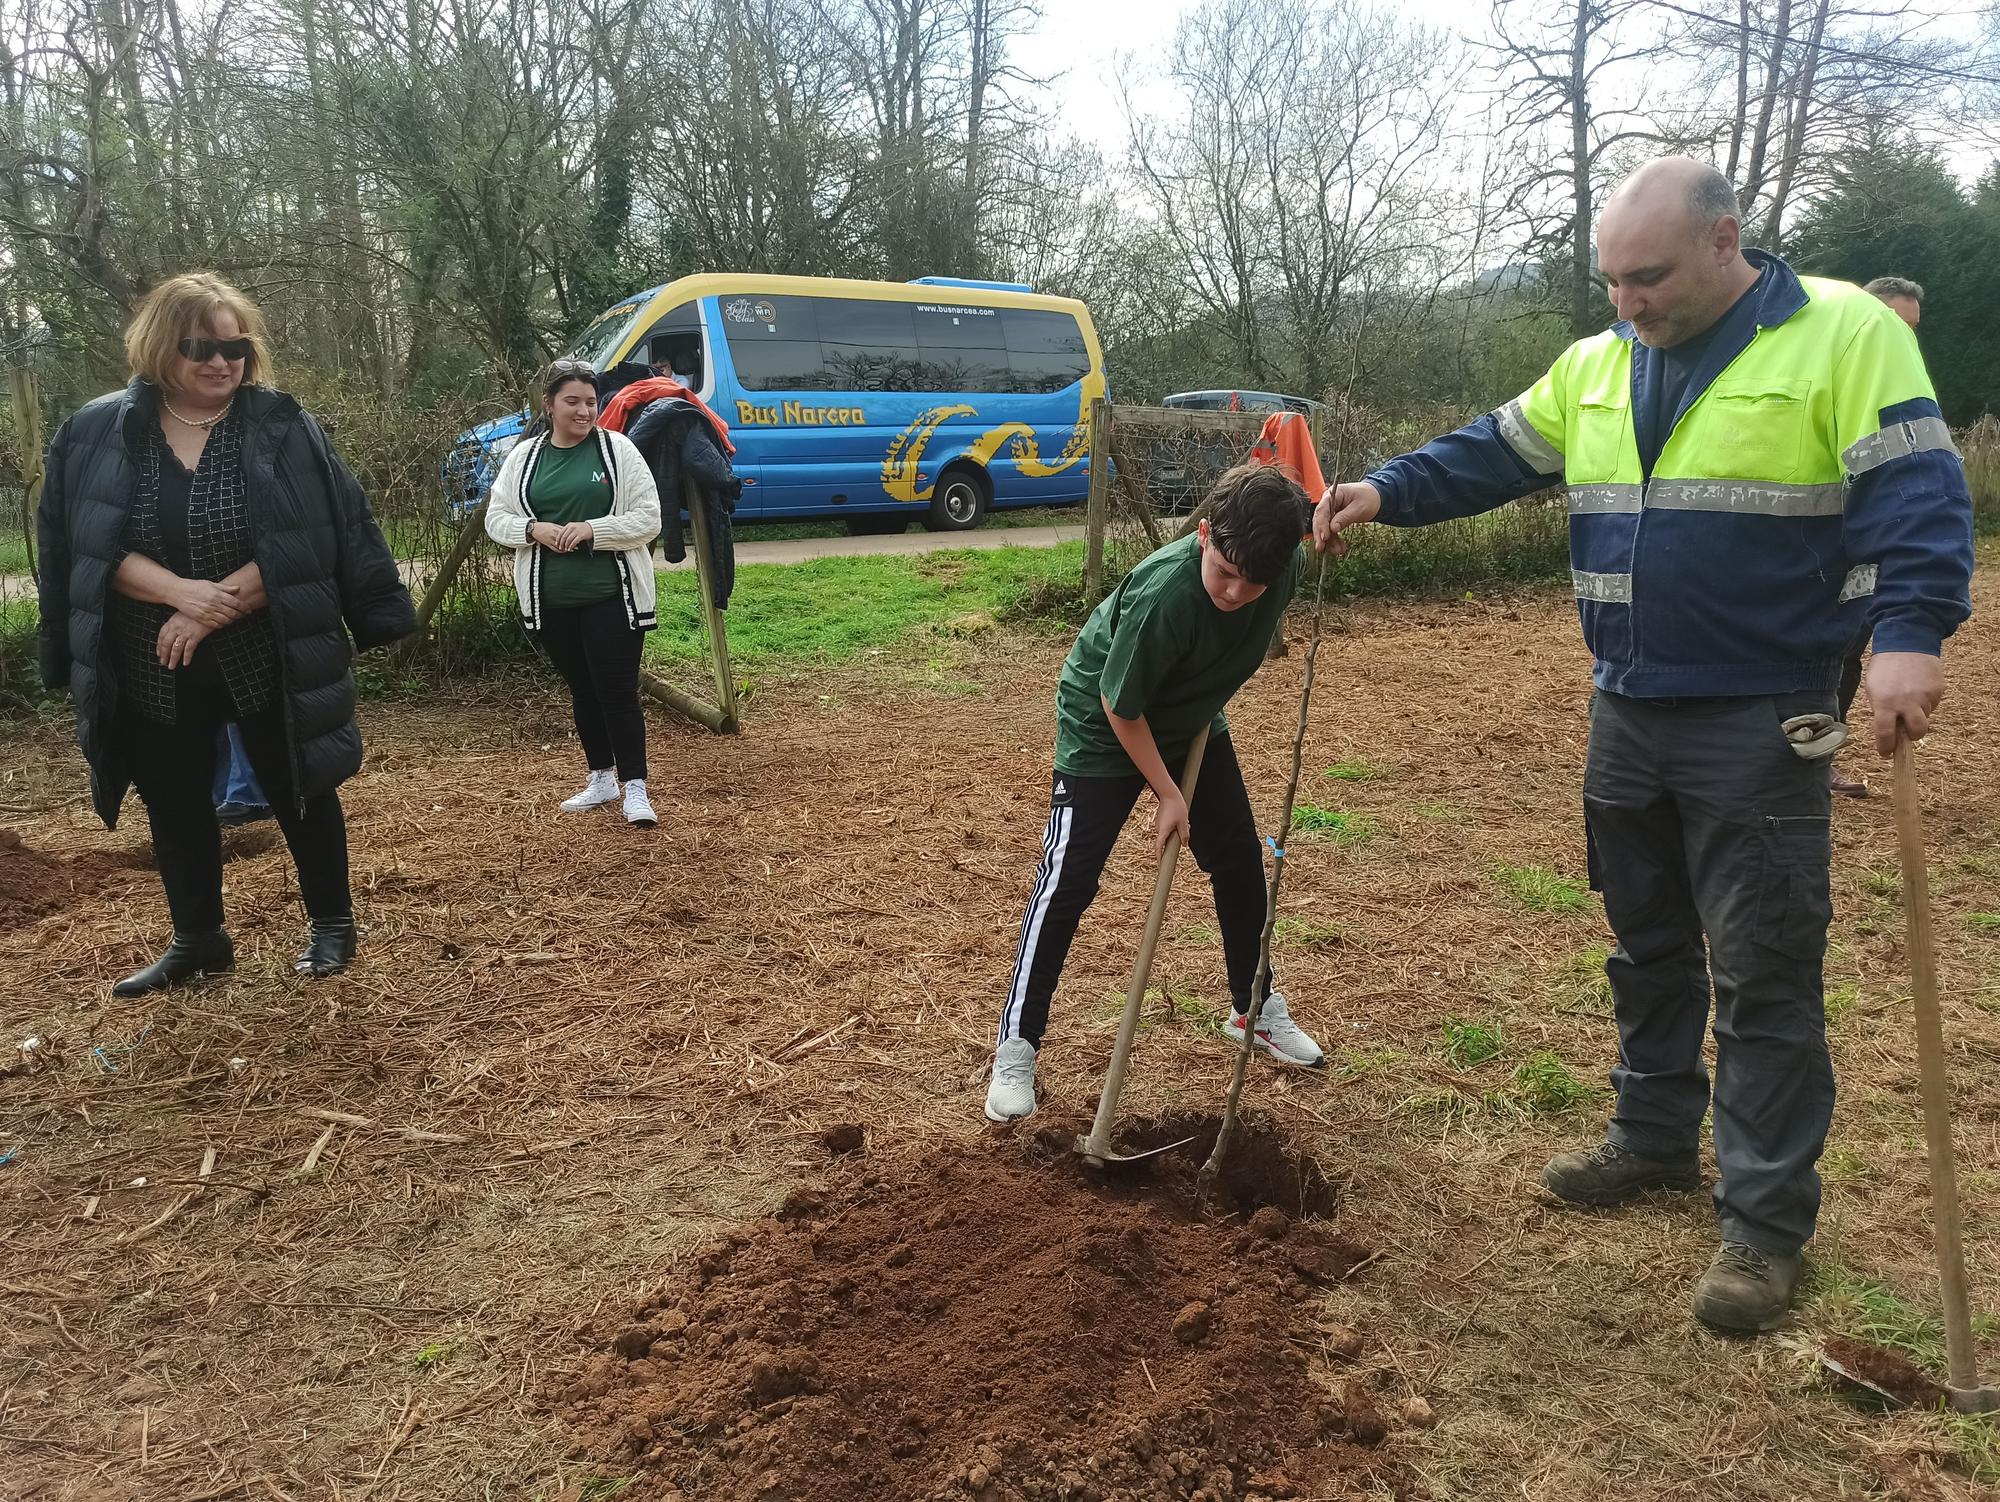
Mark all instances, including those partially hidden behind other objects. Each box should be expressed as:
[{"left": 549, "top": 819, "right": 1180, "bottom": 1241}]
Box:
[
  {"left": 1893, "top": 736, "right": 1983, "bottom": 1398},
  {"left": 1079, "top": 726, "right": 1211, "bottom": 1162}
]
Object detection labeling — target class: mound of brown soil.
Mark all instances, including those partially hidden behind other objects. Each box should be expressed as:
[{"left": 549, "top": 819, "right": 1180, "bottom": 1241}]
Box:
[
  {"left": 556, "top": 1115, "right": 1405, "bottom": 1502},
  {"left": 0, "top": 827, "right": 150, "bottom": 936}
]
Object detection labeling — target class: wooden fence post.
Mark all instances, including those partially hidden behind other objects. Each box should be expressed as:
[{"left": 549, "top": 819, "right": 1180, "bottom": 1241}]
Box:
[
  {"left": 680, "top": 475, "right": 739, "bottom": 734},
  {"left": 1084, "top": 395, "right": 1109, "bottom": 599},
  {"left": 394, "top": 499, "right": 490, "bottom": 664}
]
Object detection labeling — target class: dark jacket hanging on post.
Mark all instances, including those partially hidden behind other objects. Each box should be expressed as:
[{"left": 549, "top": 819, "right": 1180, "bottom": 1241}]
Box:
[
  {"left": 626, "top": 396, "right": 741, "bottom": 608},
  {"left": 37, "top": 380, "right": 416, "bottom": 829}
]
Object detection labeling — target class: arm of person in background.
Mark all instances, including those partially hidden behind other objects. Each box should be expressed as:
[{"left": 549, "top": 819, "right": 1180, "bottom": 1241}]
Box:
[
  {"left": 580, "top": 432, "right": 662, "bottom": 552},
  {"left": 35, "top": 420, "right": 75, "bottom": 691},
  {"left": 1103, "top": 699, "right": 1189, "bottom": 860},
  {"left": 1315, "top": 367, "right": 1573, "bottom": 554},
  {"left": 1834, "top": 303, "right": 1976, "bottom": 755},
  {"left": 300, "top": 413, "right": 416, "bottom": 650}
]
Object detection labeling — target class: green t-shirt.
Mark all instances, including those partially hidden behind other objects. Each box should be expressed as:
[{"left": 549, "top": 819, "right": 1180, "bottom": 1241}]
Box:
[
  {"left": 1053, "top": 532, "right": 1299, "bottom": 777},
  {"left": 531, "top": 437, "right": 621, "bottom": 609}
]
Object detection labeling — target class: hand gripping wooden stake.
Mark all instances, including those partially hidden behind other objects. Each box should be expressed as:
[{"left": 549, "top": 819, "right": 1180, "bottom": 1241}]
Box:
[{"left": 1076, "top": 725, "right": 1211, "bottom": 1168}]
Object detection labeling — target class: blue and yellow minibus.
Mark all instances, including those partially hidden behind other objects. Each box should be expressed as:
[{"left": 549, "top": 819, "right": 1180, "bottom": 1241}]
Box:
[{"left": 444, "top": 274, "right": 1106, "bottom": 532}]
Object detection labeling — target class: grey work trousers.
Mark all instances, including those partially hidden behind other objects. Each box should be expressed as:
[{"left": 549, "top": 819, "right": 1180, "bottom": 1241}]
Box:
[{"left": 1584, "top": 688, "right": 1838, "bottom": 1255}]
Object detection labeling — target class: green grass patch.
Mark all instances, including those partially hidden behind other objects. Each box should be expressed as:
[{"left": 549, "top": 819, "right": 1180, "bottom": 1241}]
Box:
[
  {"left": 1160, "top": 989, "right": 1225, "bottom": 1038},
  {"left": 1860, "top": 865, "right": 1901, "bottom": 901},
  {"left": 1176, "top": 922, "right": 1221, "bottom": 946},
  {"left": 1441, "top": 1017, "right": 1503, "bottom": 1069},
  {"left": 1272, "top": 916, "right": 1346, "bottom": 949},
  {"left": 1807, "top": 1257, "right": 1953, "bottom": 1369},
  {"left": 644, "top": 543, "right": 1086, "bottom": 668},
  {"left": 0, "top": 533, "right": 28, "bottom": 574},
  {"left": 1289, "top": 805, "right": 1376, "bottom": 845},
  {"left": 411, "top": 1339, "right": 455, "bottom": 1370},
  {"left": 1414, "top": 799, "right": 1465, "bottom": 822},
  {"left": 1336, "top": 1046, "right": 1408, "bottom": 1081},
  {"left": 1819, "top": 1145, "right": 1872, "bottom": 1183},
  {"left": 1494, "top": 864, "right": 1590, "bottom": 914},
  {"left": 1824, "top": 981, "right": 1861, "bottom": 1025},
  {"left": 1965, "top": 912, "right": 2000, "bottom": 932},
  {"left": 1941, "top": 1412, "right": 2000, "bottom": 1483},
  {"left": 576, "top": 1480, "right": 633, "bottom": 1502},
  {"left": 1322, "top": 760, "right": 1383, "bottom": 782},
  {"left": 1402, "top": 1086, "right": 1481, "bottom": 1120},
  {"left": 1506, "top": 1051, "right": 1597, "bottom": 1114},
  {"left": 1549, "top": 944, "right": 1614, "bottom": 1016}
]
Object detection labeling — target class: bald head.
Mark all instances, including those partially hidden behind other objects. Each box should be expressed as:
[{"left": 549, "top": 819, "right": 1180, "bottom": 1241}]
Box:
[{"left": 1597, "top": 156, "right": 1761, "bottom": 348}]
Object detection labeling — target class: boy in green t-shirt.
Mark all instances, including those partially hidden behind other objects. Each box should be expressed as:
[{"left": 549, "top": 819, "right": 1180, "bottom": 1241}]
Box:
[{"left": 987, "top": 464, "right": 1326, "bottom": 1122}]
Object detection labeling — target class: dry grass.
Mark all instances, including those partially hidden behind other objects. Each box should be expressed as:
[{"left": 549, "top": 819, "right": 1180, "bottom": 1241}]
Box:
[{"left": 3, "top": 560, "right": 2000, "bottom": 1500}]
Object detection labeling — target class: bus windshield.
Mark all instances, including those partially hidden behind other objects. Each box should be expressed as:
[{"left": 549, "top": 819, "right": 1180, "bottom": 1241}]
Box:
[{"left": 565, "top": 293, "right": 653, "bottom": 370}]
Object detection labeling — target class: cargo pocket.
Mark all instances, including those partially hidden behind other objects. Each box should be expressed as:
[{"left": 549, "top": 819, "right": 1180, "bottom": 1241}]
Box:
[
  {"left": 1754, "top": 814, "right": 1833, "bottom": 960},
  {"left": 1702, "top": 378, "right": 1809, "bottom": 483},
  {"left": 1568, "top": 400, "right": 1629, "bottom": 483}
]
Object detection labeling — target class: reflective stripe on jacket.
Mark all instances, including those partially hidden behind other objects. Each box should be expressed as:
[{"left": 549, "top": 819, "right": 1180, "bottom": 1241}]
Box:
[{"left": 1367, "top": 250, "right": 1975, "bottom": 698}]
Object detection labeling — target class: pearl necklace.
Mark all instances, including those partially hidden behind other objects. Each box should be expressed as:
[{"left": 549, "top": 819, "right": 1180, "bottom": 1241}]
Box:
[{"left": 161, "top": 397, "right": 233, "bottom": 430}]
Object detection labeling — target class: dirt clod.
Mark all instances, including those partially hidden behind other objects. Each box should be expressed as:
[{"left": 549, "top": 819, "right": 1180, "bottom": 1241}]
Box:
[
  {"left": 1343, "top": 1387, "right": 1389, "bottom": 1448},
  {"left": 1249, "top": 1207, "right": 1292, "bottom": 1240},
  {"left": 555, "top": 1120, "right": 1393, "bottom": 1500},
  {"left": 1400, "top": 1396, "right": 1436, "bottom": 1429},
  {"left": 821, "top": 1122, "right": 866, "bottom": 1155},
  {"left": 1172, "top": 1302, "right": 1214, "bottom": 1345}
]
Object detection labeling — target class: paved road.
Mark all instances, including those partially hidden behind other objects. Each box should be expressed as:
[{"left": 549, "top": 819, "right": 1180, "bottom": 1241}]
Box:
[{"left": 663, "top": 521, "right": 1086, "bottom": 569}]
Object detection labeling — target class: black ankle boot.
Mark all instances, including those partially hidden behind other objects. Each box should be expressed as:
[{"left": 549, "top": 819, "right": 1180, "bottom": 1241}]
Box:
[
  {"left": 113, "top": 930, "right": 235, "bottom": 997},
  {"left": 295, "top": 918, "right": 357, "bottom": 978}
]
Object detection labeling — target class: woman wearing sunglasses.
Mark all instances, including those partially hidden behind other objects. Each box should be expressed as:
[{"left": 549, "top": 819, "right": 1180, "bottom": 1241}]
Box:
[
  {"left": 485, "top": 360, "right": 663, "bottom": 826},
  {"left": 36, "top": 272, "right": 415, "bottom": 994}
]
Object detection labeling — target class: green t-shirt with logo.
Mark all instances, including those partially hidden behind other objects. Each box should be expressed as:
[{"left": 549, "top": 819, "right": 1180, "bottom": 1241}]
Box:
[
  {"left": 531, "top": 437, "right": 622, "bottom": 609},
  {"left": 1053, "top": 532, "right": 1299, "bottom": 777}
]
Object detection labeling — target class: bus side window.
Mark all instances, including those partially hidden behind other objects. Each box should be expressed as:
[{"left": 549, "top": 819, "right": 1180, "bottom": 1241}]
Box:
[
  {"left": 814, "top": 298, "right": 919, "bottom": 393},
  {"left": 912, "top": 303, "right": 1010, "bottom": 394},
  {"left": 1003, "top": 309, "right": 1090, "bottom": 394},
  {"left": 723, "top": 295, "right": 831, "bottom": 391},
  {"left": 637, "top": 303, "right": 707, "bottom": 389}
]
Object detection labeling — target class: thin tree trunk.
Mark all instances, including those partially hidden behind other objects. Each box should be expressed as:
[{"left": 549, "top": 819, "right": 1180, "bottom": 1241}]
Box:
[{"left": 1758, "top": 0, "right": 1830, "bottom": 246}]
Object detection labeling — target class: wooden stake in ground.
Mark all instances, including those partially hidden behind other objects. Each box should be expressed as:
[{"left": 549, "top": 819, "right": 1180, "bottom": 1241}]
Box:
[{"left": 1892, "top": 735, "right": 2000, "bottom": 1413}]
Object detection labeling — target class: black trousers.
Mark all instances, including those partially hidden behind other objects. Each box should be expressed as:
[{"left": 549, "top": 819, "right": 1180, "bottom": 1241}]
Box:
[
  {"left": 537, "top": 598, "right": 648, "bottom": 782},
  {"left": 998, "top": 734, "right": 1272, "bottom": 1048},
  {"left": 1584, "top": 690, "right": 1837, "bottom": 1255},
  {"left": 119, "top": 671, "right": 351, "bottom": 935}
]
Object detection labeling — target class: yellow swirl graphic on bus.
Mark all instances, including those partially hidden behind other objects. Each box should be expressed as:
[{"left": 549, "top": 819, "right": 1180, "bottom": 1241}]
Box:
[{"left": 880, "top": 382, "right": 1101, "bottom": 503}]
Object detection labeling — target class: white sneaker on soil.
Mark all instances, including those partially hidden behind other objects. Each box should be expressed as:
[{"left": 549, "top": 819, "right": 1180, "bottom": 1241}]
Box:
[
  {"left": 561, "top": 769, "right": 620, "bottom": 812},
  {"left": 1226, "top": 991, "right": 1326, "bottom": 1067},
  {"left": 622, "top": 778, "right": 657, "bottom": 827},
  {"left": 985, "top": 1038, "right": 1038, "bottom": 1122}
]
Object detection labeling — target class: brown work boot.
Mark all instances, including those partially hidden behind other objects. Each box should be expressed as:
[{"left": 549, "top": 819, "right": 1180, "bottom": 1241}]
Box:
[
  {"left": 1542, "top": 1140, "right": 1701, "bottom": 1206},
  {"left": 1830, "top": 770, "right": 1869, "bottom": 799},
  {"left": 1693, "top": 1241, "right": 1804, "bottom": 1332}
]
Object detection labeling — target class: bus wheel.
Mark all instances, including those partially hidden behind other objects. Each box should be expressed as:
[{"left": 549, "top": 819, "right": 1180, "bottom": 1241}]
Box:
[
  {"left": 845, "top": 513, "right": 909, "bottom": 536},
  {"left": 924, "top": 466, "right": 989, "bottom": 532}
]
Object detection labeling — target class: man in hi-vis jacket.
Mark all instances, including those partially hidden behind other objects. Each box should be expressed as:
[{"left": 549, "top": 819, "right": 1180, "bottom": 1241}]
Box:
[{"left": 1315, "top": 157, "right": 1974, "bottom": 1332}]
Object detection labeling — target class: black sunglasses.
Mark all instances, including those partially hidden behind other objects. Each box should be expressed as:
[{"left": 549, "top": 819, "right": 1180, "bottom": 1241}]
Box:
[{"left": 179, "top": 336, "right": 253, "bottom": 363}]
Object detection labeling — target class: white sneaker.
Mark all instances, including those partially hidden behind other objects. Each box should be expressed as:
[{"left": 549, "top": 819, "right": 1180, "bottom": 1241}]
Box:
[
  {"left": 1226, "top": 991, "right": 1326, "bottom": 1067},
  {"left": 561, "top": 769, "right": 619, "bottom": 812},
  {"left": 984, "top": 1037, "right": 1038, "bottom": 1121},
  {"left": 622, "top": 779, "right": 657, "bottom": 827}
]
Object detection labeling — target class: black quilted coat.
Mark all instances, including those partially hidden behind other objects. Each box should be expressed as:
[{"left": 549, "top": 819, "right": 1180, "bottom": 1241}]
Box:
[{"left": 37, "top": 380, "right": 416, "bottom": 828}]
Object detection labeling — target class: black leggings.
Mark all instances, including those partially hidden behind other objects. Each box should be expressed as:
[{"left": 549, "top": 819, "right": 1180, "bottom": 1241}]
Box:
[
  {"left": 537, "top": 597, "right": 649, "bottom": 782},
  {"left": 119, "top": 677, "right": 350, "bottom": 935},
  {"left": 997, "top": 734, "right": 1273, "bottom": 1048}
]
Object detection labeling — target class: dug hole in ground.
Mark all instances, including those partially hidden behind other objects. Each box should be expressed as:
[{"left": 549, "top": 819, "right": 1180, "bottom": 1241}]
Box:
[{"left": 2, "top": 564, "right": 1999, "bottom": 1500}]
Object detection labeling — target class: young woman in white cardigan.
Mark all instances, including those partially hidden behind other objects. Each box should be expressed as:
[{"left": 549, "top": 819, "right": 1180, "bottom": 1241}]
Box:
[{"left": 486, "top": 361, "right": 664, "bottom": 825}]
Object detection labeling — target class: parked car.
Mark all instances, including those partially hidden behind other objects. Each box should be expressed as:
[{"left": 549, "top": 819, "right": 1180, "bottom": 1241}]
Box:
[{"left": 1148, "top": 389, "right": 1325, "bottom": 513}]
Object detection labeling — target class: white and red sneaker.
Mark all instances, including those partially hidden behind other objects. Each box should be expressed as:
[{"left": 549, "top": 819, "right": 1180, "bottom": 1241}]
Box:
[{"left": 1226, "top": 991, "right": 1325, "bottom": 1067}]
